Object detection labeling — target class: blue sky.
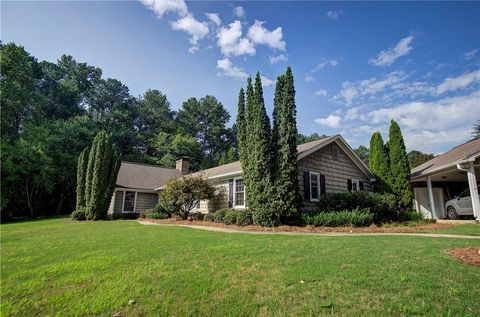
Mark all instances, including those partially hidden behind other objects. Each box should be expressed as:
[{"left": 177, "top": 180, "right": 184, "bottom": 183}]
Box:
[{"left": 2, "top": 1, "right": 479, "bottom": 154}]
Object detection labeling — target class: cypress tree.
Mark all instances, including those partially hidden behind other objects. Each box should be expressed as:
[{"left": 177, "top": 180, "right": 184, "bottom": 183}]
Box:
[
  {"left": 236, "top": 88, "right": 246, "bottom": 162},
  {"left": 271, "top": 74, "right": 285, "bottom": 173},
  {"left": 75, "top": 147, "right": 89, "bottom": 211},
  {"left": 84, "top": 133, "right": 99, "bottom": 212},
  {"left": 369, "top": 131, "right": 391, "bottom": 193},
  {"left": 250, "top": 72, "right": 275, "bottom": 225},
  {"left": 274, "top": 67, "right": 301, "bottom": 218},
  {"left": 242, "top": 77, "right": 255, "bottom": 207},
  {"left": 388, "top": 120, "right": 412, "bottom": 210}
]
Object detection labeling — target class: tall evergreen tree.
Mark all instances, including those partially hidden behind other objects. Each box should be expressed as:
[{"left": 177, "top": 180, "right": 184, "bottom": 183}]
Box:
[
  {"left": 236, "top": 88, "right": 246, "bottom": 162},
  {"left": 75, "top": 148, "right": 89, "bottom": 210},
  {"left": 271, "top": 74, "right": 285, "bottom": 171},
  {"left": 388, "top": 120, "right": 412, "bottom": 209},
  {"left": 241, "top": 77, "right": 255, "bottom": 207},
  {"left": 369, "top": 131, "right": 391, "bottom": 193},
  {"left": 249, "top": 72, "right": 275, "bottom": 225},
  {"left": 273, "top": 67, "right": 301, "bottom": 218}
]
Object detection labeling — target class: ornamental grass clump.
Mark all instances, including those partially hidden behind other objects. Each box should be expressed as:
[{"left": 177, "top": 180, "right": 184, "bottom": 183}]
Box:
[{"left": 303, "top": 209, "right": 374, "bottom": 227}]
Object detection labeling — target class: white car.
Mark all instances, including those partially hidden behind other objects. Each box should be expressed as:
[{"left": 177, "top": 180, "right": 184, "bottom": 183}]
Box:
[{"left": 445, "top": 188, "right": 479, "bottom": 219}]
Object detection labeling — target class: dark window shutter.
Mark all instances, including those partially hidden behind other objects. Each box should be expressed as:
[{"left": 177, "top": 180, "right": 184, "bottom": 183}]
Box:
[
  {"left": 228, "top": 179, "right": 234, "bottom": 207},
  {"left": 359, "top": 181, "right": 364, "bottom": 191},
  {"left": 304, "top": 171, "right": 310, "bottom": 200},
  {"left": 320, "top": 175, "right": 326, "bottom": 194},
  {"left": 347, "top": 179, "right": 352, "bottom": 191}
]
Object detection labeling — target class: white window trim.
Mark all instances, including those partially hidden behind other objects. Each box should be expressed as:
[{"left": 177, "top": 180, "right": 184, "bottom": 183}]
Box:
[
  {"left": 122, "top": 190, "right": 137, "bottom": 213},
  {"left": 351, "top": 179, "right": 360, "bottom": 192},
  {"left": 309, "top": 171, "right": 320, "bottom": 202},
  {"left": 233, "top": 177, "right": 246, "bottom": 209}
]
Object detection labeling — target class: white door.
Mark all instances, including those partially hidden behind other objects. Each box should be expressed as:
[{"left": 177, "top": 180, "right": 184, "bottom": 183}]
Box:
[{"left": 414, "top": 187, "right": 445, "bottom": 219}]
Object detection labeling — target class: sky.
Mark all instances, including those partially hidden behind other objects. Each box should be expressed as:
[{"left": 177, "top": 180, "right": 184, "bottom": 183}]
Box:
[{"left": 2, "top": 0, "right": 480, "bottom": 154}]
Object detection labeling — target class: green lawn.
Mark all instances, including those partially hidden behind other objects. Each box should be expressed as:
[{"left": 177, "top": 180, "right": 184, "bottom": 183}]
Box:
[
  {"left": 1, "top": 218, "right": 479, "bottom": 316},
  {"left": 428, "top": 224, "right": 480, "bottom": 236}
]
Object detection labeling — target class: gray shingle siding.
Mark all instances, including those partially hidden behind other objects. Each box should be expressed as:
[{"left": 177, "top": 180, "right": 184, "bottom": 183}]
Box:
[
  {"left": 298, "top": 142, "right": 372, "bottom": 212},
  {"left": 135, "top": 192, "right": 159, "bottom": 213}
]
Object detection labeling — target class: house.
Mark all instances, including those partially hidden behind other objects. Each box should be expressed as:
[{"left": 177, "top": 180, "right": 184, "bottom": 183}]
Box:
[
  {"left": 108, "top": 134, "right": 375, "bottom": 215},
  {"left": 411, "top": 138, "right": 480, "bottom": 220}
]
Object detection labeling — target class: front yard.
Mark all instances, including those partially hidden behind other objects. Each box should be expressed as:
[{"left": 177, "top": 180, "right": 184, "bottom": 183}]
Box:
[{"left": 1, "top": 217, "right": 479, "bottom": 316}]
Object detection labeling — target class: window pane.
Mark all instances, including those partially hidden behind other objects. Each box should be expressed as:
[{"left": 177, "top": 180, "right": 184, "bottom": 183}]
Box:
[
  {"left": 235, "top": 179, "right": 245, "bottom": 206},
  {"left": 124, "top": 191, "right": 135, "bottom": 212},
  {"left": 310, "top": 174, "right": 319, "bottom": 199},
  {"left": 235, "top": 192, "right": 245, "bottom": 206}
]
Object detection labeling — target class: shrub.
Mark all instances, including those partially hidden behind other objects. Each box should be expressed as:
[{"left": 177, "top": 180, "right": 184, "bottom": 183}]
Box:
[
  {"left": 318, "top": 192, "right": 398, "bottom": 222},
  {"left": 401, "top": 209, "right": 425, "bottom": 222},
  {"left": 235, "top": 211, "right": 253, "bottom": 226},
  {"left": 302, "top": 209, "right": 374, "bottom": 227},
  {"left": 70, "top": 209, "right": 86, "bottom": 221},
  {"left": 143, "top": 210, "right": 168, "bottom": 219},
  {"left": 204, "top": 213, "right": 215, "bottom": 222},
  {"left": 112, "top": 213, "right": 140, "bottom": 220},
  {"left": 214, "top": 208, "right": 230, "bottom": 223},
  {"left": 223, "top": 209, "right": 238, "bottom": 225},
  {"left": 252, "top": 206, "right": 280, "bottom": 227},
  {"left": 190, "top": 212, "right": 204, "bottom": 221},
  {"left": 207, "top": 187, "right": 227, "bottom": 212}
]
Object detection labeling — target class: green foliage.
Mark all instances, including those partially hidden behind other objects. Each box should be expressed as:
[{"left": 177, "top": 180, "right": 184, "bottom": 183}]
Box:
[
  {"left": 82, "top": 131, "right": 121, "bottom": 220},
  {"left": 75, "top": 148, "right": 89, "bottom": 210},
  {"left": 218, "top": 147, "right": 236, "bottom": 165},
  {"left": 369, "top": 131, "right": 391, "bottom": 193},
  {"left": 472, "top": 119, "right": 480, "bottom": 140},
  {"left": 400, "top": 210, "right": 425, "bottom": 222},
  {"left": 388, "top": 120, "right": 413, "bottom": 209},
  {"left": 70, "top": 208, "right": 86, "bottom": 221},
  {"left": 354, "top": 145, "right": 369, "bottom": 165},
  {"left": 190, "top": 213, "right": 204, "bottom": 221},
  {"left": 236, "top": 88, "right": 247, "bottom": 162},
  {"left": 204, "top": 213, "right": 215, "bottom": 222},
  {"left": 223, "top": 209, "right": 239, "bottom": 225},
  {"left": 302, "top": 209, "right": 374, "bottom": 227},
  {"left": 159, "top": 176, "right": 216, "bottom": 220},
  {"left": 214, "top": 208, "right": 230, "bottom": 223},
  {"left": 296, "top": 132, "right": 326, "bottom": 145},
  {"left": 235, "top": 211, "right": 253, "bottom": 226},
  {"left": 111, "top": 213, "right": 139, "bottom": 220},
  {"left": 143, "top": 210, "right": 169, "bottom": 220},
  {"left": 407, "top": 150, "right": 435, "bottom": 168},
  {"left": 318, "top": 191, "right": 398, "bottom": 222}
]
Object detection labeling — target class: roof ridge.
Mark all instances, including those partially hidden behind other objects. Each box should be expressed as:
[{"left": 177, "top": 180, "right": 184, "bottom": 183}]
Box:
[{"left": 121, "top": 161, "right": 177, "bottom": 170}]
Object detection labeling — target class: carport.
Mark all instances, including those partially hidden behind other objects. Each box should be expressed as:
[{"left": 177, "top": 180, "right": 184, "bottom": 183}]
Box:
[{"left": 411, "top": 139, "right": 480, "bottom": 220}]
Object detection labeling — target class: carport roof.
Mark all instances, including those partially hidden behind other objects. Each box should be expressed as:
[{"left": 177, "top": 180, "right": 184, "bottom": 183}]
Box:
[{"left": 411, "top": 139, "right": 480, "bottom": 179}]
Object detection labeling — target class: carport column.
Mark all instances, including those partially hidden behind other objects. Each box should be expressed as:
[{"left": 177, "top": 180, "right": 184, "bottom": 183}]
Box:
[
  {"left": 467, "top": 162, "right": 480, "bottom": 220},
  {"left": 426, "top": 176, "right": 436, "bottom": 220}
]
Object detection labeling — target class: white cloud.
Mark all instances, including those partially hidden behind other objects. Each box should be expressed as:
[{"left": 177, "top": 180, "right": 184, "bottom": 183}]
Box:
[
  {"left": 205, "top": 13, "right": 221, "bottom": 26},
  {"left": 216, "top": 58, "right": 248, "bottom": 79},
  {"left": 305, "top": 75, "right": 315, "bottom": 82},
  {"left": 435, "top": 70, "right": 480, "bottom": 95},
  {"left": 261, "top": 76, "right": 275, "bottom": 87},
  {"left": 139, "top": 0, "right": 188, "bottom": 18},
  {"left": 315, "top": 115, "right": 342, "bottom": 128},
  {"left": 369, "top": 36, "right": 414, "bottom": 67},
  {"left": 462, "top": 49, "right": 478, "bottom": 61},
  {"left": 345, "top": 107, "right": 359, "bottom": 120},
  {"left": 234, "top": 6, "right": 245, "bottom": 18},
  {"left": 269, "top": 54, "right": 287, "bottom": 65},
  {"left": 170, "top": 14, "right": 209, "bottom": 53},
  {"left": 217, "top": 20, "right": 255, "bottom": 56},
  {"left": 315, "top": 89, "right": 328, "bottom": 97},
  {"left": 247, "top": 20, "right": 286, "bottom": 51},
  {"left": 311, "top": 59, "right": 339, "bottom": 73},
  {"left": 326, "top": 10, "right": 342, "bottom": 20}
]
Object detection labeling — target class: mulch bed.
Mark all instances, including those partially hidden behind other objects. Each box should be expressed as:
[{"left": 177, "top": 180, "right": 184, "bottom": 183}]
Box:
[
  {"left": 447, "top": 247, "right": 480, "bottom": 266},
  {"left": 141, "top": 218, "right": 455, "bottom": 234}
]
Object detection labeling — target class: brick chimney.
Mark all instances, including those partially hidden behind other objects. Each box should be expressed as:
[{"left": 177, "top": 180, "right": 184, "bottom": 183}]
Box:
[{"left": 176, "top": 157, "right": 190, "bottom": 175}]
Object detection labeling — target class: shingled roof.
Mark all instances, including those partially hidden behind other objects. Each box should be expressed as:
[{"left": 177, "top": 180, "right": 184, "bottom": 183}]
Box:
[
  {"left": 411, "top": 138, "right": 480, "bottom": 179},
  {"left": 116, "top": 162, "right": 181, "bottom": 190},
  {"left": 191, "top": 135, "right": 374, "bottom": 180}
]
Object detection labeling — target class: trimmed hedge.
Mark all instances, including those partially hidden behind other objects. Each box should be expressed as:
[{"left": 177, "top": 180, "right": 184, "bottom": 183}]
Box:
[
  {"left": 70, "top": 209, "right": 86, "bottom": 221},
  {"left": 204, "top": 213, "right": 215, "bottom": 222},
  {"left": 236, "top": 211, "right": 253, "bottom": 226},
  {"left": 206, "top": 209, "right": 253, "bottom": 226},
  {"left": 223, "top": 209, "right": 238, "bottom": 225},
  {"left": 142, "top": 211, "right": 168, "bottom": 219},
  {"left": 214, "top": 208, "right": 230, "bottom": 223},
  {"left": 318, "top": 192, "right": 398, "bottom": 222},
  {"left": 302, "top": 209, "right": 374, "bottom": 227}
]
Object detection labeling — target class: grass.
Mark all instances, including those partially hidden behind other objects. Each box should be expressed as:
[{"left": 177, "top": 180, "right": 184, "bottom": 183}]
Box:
[
  {"left": 427, "top": 224, "right": 480, "bottom": 236},
  {"left": 1, "top": 218, "right": 479, "bottom": 316}
]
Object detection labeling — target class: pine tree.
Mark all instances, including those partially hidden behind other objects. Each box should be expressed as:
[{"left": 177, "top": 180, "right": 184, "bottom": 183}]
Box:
[
  {"left": 75, "top": 147, "right": 89, "bottom": 211},
  {"left": 388, "top": 120, "right": 412, "bottom": 210},
  {"left": 236, "top": 88, "right": 246, "bottom": 162},
  {"left": 369, "top": 131, "right": 391, "bottom": 193},
  {"left": 249, "top": 72, "right": 275, "bottom": 225},
  {"left": 273, "top": 67, "right": 301, "bottom": 218}
]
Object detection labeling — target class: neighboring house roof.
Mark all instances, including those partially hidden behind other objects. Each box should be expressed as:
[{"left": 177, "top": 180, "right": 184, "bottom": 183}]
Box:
[
  {"left": 190, "top": 134, "right": 375, "bottom": 181},
  {"left": 411, "top": 138, "right": 480, "bottom": 179},
  {"left": 116, "top": 161, "right": 181, "bottom": 190}
]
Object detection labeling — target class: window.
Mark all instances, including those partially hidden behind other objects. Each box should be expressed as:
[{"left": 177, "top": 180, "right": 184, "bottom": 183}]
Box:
[
  {"left": 459, "top": 189, "right": 470, "bottom": 198},
  {"left": 351, "top": 179, "right": 360, "bottom": 192},
  {"left": 310, "top": 172, "right": 320, "bottom": 201},
  {"left": 123, "top": 191, "right": 136, "bottom": 212},
  {"left": 234, "top": 178, "right": 245, "bottom": 207}
]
